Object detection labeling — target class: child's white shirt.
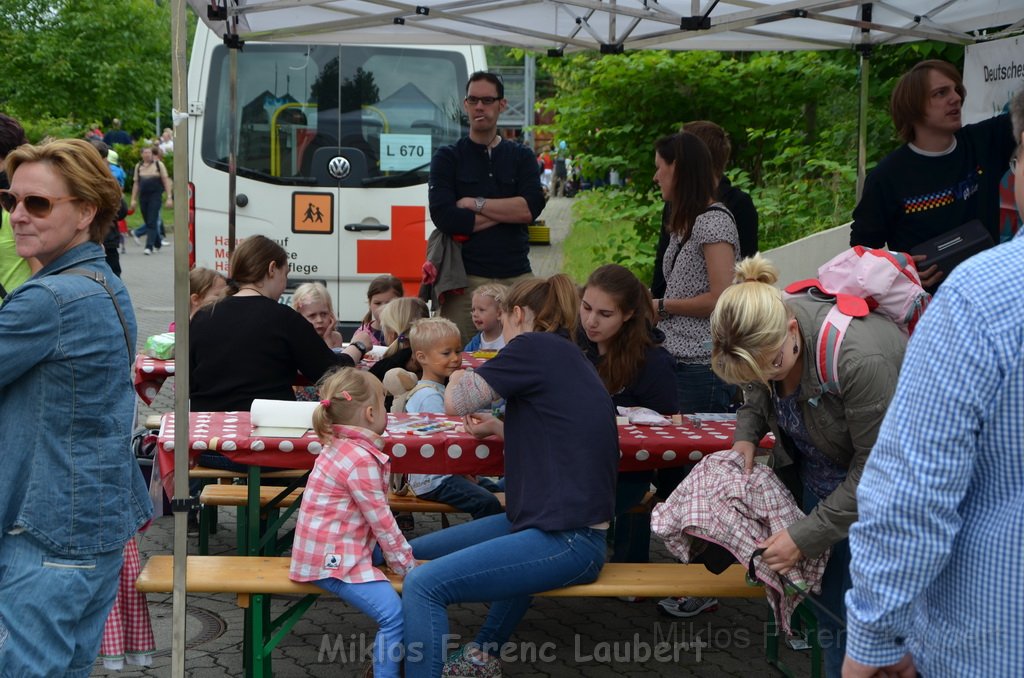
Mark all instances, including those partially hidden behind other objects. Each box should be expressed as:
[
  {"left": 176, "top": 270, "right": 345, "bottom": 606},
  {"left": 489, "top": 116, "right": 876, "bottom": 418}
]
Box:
[{"left": 404, "top": 380, "right": 450, "bottom": 496}]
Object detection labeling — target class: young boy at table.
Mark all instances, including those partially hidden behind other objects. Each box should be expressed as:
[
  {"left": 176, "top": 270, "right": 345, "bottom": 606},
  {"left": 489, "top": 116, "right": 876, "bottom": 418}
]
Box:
[{"left": 399, "top": 317, "right": 503, "bottom": 519}]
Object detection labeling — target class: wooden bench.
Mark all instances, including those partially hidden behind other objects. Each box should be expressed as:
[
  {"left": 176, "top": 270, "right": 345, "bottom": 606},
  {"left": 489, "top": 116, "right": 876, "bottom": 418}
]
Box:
[
  {"left": 138, "top": 555, "right": 817, "bottom": 678},
  {"left": 196, "top": 483, "right": 507, "bottom": 555}
]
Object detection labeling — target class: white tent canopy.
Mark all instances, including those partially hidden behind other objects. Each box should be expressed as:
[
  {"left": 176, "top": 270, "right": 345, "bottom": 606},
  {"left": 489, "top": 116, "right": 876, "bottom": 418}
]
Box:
[
  {"left": 188, "top": 0, "right": 1024, "bottom": 51},
  {"left": 164, "top": 3, "right": 1023, "bottom": 677}
]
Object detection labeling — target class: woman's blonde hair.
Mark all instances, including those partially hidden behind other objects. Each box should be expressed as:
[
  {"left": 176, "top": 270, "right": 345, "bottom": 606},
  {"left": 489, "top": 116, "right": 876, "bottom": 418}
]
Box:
[
  {"left": 710, "top": 254, "right": 791, "bottom": 385},
  {"left": 5, "top": 138, "right": 121, "bottom": 242},
  {"left": 312, "top": 368, "right": 383, "bottom": 442},
  {"left": 378, "top": 296, "right": 429, "bottom": 358}
]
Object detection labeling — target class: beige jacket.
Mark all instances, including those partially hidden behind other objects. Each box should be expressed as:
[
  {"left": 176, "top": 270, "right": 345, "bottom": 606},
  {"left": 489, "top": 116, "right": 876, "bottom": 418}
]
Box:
[{"left": 733, "top": 295, "right": 907, "bottom": 558}]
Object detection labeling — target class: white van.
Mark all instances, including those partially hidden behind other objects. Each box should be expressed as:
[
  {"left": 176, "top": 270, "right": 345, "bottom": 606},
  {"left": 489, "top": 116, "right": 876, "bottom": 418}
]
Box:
[{"left": 186, "top": 25, "right": 485, "bottom": 324}]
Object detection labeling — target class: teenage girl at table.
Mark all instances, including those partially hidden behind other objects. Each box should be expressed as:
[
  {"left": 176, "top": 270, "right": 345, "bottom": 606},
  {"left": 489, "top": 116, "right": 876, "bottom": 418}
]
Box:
[
  {"left": 577, "top": 264, "right": 678, "bottom": 564},
  {"left": 401, "top": 274, "right": 619, "bottom": 678}
]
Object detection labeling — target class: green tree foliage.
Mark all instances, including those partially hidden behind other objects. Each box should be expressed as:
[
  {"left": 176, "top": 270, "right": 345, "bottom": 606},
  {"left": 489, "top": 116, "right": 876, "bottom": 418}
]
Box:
[
  {"left": 541, "top": 46, "right": 945, "bottom": 281},
  {"left": 0, "top": 0, "right": 171, "bottom": 137}
]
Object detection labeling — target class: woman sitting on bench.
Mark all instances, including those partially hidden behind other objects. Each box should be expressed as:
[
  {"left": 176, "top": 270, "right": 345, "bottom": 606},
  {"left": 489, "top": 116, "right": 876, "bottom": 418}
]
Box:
[{"left": 401, "top": 274, "right": 620, "bottom": 678}]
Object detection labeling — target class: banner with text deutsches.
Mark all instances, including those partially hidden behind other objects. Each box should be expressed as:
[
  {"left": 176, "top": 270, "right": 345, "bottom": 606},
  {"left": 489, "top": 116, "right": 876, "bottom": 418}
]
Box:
[{"left": 963, "top": 35, "right": 1024, "bottom": 125}]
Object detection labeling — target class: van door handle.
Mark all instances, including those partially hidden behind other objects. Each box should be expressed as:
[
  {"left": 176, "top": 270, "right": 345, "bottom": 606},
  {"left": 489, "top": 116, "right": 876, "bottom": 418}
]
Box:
[
  {"left": 344, "top": 223, "right": 389, "bottom": 232},
  {"left": 344, "top": 217, "right": 389, "bottom": 232}
]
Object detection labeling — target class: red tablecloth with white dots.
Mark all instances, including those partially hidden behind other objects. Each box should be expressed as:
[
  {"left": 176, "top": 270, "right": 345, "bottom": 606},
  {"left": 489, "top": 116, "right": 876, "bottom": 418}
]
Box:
[
  {"left": 134, "top": 355, "right": 174, "bottom": 405},
  {"left": 156, "top": 411, "right": 772, "bottom": 494}
]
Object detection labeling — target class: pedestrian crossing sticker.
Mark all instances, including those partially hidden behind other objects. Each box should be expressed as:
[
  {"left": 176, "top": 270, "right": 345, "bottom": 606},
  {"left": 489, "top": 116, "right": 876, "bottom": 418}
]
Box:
[{"left": 292, "top": 192, "right": 333, "bottom": 234}]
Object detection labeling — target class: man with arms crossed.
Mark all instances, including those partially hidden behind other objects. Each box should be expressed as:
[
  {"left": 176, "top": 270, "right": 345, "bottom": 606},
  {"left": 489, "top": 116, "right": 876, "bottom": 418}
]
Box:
[
  {"left": 842, "top": 87, "right": 1024, "bottom": 678},
  {"left": 849, "top": 60, "right": 1015, "bottom": 290},
  {"left": 428, "top": 72, "right": 545, "bottom": 342}
]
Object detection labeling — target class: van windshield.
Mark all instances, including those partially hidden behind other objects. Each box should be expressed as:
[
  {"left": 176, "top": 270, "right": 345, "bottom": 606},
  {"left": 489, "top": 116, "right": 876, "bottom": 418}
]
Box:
[{"left": 202, "top": 44, "right": 469, "bottom": 187}]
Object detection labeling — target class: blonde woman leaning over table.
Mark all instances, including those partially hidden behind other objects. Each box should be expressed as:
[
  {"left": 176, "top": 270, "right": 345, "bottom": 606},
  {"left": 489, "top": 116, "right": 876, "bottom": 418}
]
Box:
[
  {"left": 709, "top": 254, "right": 906, "bottom": 678},
  {"left": 401, "top": 274, "right": 619, "bottom": 678}
]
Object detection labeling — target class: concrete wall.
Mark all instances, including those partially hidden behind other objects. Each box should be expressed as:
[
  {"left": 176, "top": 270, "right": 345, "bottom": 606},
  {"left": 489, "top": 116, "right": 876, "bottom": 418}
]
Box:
[{"left": 762, "top": 223, "right": 850, "bottom": 287}]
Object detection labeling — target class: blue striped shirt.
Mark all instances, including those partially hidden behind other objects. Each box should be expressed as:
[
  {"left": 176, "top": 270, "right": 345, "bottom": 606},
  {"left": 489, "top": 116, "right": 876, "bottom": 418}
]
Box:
[{"left": 845, "top": 231, "right": 1024, "bottom": 674}]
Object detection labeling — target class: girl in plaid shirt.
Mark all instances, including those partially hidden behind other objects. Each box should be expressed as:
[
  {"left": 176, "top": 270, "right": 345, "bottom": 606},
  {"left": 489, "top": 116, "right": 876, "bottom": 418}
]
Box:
[{"left": 289, "top": 368, "right": 416, "bottom": 678}]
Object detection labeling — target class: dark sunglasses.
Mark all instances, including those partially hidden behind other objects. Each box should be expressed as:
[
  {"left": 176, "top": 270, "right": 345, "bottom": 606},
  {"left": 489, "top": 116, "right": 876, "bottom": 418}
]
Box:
[
  {"left": 0, "top": 190, "right": 79, "bottom": 217},
  {"left": 464, "top": 96, "right": 500, "bottom": 105}
]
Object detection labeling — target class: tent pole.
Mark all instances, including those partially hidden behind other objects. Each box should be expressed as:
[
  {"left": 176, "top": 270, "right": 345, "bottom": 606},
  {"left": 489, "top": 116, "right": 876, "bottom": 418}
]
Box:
[
  {"left": 856, "top": 46, "right": 870, "bottom": 202},
  {"left": 169, "top": 1, "right": 191, "bottom": 677},
  {"left": 228, "top": 47, "right": 239, "bottom": 253}
]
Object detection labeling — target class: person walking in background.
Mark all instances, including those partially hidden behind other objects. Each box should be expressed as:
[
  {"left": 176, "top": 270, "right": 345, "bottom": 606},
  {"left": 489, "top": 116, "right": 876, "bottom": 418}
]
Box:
[
  {"left": 652, "top": 120, "right": 758, "bottom": 299},
  {"left": 428, "top": 71, "right": 545, "bottom": 343},
  {"left": 103, "top": 118, "right": 132, "bottom": 147},
  {"left": 128, "top": 146, "right": 172, "bottom": 254},
  {"left": 0, "top": 138, "right": 152, "bottom": 675},
  {"left": 842, "top": 88, "right": 1024, "bottom": 678},
  {"left": 0, "top": 112, "right": 33, "bottom": 298}
]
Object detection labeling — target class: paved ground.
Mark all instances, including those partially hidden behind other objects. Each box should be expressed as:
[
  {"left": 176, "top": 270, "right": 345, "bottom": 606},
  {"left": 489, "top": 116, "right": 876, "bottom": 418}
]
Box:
[{"left": 95, "top": 197, "right": 815, "bottom": 677}]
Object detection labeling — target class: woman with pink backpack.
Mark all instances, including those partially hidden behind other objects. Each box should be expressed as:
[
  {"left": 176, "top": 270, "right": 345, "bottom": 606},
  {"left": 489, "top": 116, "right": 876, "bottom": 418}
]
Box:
[{"left": 707, "top": 252, "right": 911, "bottom": 678}]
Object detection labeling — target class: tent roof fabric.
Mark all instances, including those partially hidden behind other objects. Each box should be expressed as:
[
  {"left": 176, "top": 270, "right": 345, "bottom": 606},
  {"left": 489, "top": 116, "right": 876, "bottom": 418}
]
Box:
[{"left": 190, "top": 0, "right": 1023, "bottom": 51}]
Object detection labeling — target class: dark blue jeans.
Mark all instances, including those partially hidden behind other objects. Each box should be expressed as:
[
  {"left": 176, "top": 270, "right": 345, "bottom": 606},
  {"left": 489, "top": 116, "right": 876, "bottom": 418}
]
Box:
[
  {"left": 403, "top": 515, "right": 607, "bottom": 678},
  {"left": 418, "top": 475, "right": 503, "bottom": 520}
]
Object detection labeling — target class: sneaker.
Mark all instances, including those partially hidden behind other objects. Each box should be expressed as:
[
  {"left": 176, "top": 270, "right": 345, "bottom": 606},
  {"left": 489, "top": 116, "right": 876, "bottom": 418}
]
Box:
[
  {"left": 657, "top": 596, "right": 718, "bottom": 618},
  {"left": 161, "top": 238, "right": 170, "bottom": 246},
  {"left": 143, "top": 248, "right": 152, "bottom": 255},
  {"left": 130, "top": 231, "right": 142, "bottom": 246},
  {"left": 442, "top": 645, "right": 501, "bottom": 678}
]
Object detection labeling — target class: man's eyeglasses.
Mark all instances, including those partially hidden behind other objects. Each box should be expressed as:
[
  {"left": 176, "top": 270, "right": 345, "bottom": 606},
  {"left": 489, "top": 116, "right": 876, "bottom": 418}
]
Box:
[
  {"left": 465, "top": 96, "right": 500, "bottom": 106},
  {"left": 0, "top": 190, "right": 79, "bottom": 218}
]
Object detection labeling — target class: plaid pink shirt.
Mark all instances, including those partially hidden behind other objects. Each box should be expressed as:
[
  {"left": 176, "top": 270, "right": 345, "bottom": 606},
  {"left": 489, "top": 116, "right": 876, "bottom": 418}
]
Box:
[
  {"left": 651, "top": 450, "right": 829, "bottom": 634},
  {"left": 289, "top": 425, "right": 416, "bottom": 583}
]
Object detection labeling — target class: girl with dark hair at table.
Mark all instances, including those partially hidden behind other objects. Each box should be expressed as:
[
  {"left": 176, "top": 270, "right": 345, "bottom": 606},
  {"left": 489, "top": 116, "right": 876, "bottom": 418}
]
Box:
[
  {"left": 401, "top": 274, "right": 619, "bottom": 678},
  {"left": 578, "top": 264, "right": 678, "bottom": 565}
]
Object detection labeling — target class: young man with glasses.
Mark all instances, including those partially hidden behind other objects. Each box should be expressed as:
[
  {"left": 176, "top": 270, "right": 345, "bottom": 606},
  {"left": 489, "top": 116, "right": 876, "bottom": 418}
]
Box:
[
  {"left": 428, "top": 71, "right": 545, "bottom": 343},
  {"left": 850, "top": 60, "right": 1016, "bottom": 290}
]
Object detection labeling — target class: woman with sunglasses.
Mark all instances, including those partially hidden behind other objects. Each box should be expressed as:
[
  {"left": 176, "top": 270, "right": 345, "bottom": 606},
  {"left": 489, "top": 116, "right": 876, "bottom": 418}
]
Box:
[
  {"left": 709, "top": 254, "right": 907, "bottom": 678},
  {"left": 0, "top": 139, "right": 152, "bottom": 675}
]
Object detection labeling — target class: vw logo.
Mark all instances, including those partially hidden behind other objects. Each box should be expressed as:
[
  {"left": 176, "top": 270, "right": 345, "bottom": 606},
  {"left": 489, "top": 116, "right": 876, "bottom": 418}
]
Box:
[{"left": 328, "top": 156, "right": 351, "bottom": 179}]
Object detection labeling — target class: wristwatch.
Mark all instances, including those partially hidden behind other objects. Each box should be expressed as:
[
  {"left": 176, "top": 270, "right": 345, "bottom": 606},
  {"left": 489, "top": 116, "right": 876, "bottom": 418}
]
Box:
[
  {"left": 474, "top": 196, "right": 486, "bottom": 214},
  {"left": 657, "top": 298, "right": 669, "bottom": 320},
  {"left": 351, "top": 340, "right": 370, "bottom": 356}
]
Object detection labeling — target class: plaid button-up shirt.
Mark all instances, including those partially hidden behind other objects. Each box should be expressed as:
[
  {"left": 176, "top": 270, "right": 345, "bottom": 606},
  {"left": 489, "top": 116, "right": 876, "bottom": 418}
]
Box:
[
  {"left": 290, "top": 425, "right": 416, "bottom": 583},
  {"left": 651, "top": 450, "right": 829, "bottom": 633}
]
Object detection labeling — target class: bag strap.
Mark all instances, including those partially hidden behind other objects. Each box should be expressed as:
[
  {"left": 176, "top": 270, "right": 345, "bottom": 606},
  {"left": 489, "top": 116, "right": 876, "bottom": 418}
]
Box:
[
  {"left": 747, "top": 548, "right": 847, "bottom": 629},
  {"left": 59, "top": 268, "right": 134, "bottom": 365},
  {"left": 815, "top": 305, "right": 852, "bottom": 396}
]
